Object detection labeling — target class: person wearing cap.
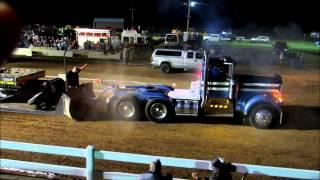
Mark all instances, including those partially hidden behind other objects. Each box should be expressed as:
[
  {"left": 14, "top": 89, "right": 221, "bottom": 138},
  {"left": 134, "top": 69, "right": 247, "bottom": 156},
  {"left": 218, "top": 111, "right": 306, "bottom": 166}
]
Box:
[{"left": 66, "top": 64, "right": 87, "bottom": 89}]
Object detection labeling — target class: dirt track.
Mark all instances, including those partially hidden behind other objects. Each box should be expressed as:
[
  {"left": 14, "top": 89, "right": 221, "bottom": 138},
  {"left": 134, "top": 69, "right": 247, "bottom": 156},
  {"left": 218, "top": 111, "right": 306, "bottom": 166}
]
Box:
[{"left": 1, "top": 60, "right": 319, "bottom": 179}]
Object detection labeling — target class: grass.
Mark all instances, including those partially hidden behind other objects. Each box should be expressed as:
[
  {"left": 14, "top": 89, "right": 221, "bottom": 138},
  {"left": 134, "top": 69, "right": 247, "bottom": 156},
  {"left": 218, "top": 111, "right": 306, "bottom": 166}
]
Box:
[
  {"left": 210, "top": 40, "right": 320, "bottom": 54},
  {"left": 287, "top": 40, "right": 320, "bottom": 53}
]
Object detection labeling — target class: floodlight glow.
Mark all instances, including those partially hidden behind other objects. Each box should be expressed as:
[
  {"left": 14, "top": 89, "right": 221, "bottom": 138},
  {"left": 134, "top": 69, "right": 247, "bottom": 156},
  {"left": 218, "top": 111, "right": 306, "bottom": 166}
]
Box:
[{"left": 190, "top": 1, "right": 196, "bottom": 7}]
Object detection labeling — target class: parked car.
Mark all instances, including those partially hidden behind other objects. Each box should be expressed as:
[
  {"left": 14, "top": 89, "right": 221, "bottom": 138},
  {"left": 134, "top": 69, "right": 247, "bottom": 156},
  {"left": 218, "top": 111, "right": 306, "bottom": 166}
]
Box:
[
  {"left": 250, "top": 36, "right": 270, "bottom": 43},
  {"left": 219, "top": 34, "right": 232, "bottom": 41},
  {"left": 151, "top": 49, "right": 203, "bottom": 73},
  {"left": 235, "top": 36, "right": 246, "bottom": 41},
  {"left": 203, "top": 34, "right": 220, "bottom": 42}
]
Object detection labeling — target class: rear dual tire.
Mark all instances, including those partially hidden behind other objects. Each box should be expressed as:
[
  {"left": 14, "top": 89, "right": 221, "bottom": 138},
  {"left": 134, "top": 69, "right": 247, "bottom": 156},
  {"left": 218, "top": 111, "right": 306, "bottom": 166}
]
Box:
[{"left": 115, "top": 95, "right": 141, "bottom": 120}]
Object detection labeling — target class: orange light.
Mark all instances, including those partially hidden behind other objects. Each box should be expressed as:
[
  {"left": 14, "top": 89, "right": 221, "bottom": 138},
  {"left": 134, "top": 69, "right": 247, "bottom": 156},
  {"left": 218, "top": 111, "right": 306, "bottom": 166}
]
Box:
[{"left": 272, "top": 91, "right": 283, "bottom": 103}]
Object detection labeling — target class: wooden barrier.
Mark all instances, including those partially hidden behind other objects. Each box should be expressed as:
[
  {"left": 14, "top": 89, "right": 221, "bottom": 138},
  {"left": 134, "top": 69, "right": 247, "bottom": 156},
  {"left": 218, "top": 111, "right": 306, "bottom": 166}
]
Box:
[{"left": 1, "top": 140, "right": 319, "bottom": 179}]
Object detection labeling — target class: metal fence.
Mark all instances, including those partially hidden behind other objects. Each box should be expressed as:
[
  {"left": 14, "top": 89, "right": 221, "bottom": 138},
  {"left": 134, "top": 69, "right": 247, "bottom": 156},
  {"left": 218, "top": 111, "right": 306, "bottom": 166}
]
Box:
[{"left": 0, "top": 140, "right": 319, "bottom": 179}]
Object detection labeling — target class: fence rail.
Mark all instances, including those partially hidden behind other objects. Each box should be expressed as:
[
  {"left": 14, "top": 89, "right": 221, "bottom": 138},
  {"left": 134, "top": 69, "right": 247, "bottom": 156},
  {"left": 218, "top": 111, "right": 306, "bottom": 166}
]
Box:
[{"left": 0, "top": 140, "right": 319, "bottom": 180}]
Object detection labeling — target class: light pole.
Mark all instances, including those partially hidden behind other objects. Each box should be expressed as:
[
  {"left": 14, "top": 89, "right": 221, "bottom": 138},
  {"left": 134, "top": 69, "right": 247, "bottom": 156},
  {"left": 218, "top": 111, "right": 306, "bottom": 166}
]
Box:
[
  {"left": 129, "top": 1, "right": 135, "bottom": 29},
  {"left": 186, "top": 0, "right": 193, "bottom": 32},
  {"left": 186, "top": 1, "right": 209, "bottom": 32},
  {"left": 63, "top": 44, "right": 69, "bottom": 92}
]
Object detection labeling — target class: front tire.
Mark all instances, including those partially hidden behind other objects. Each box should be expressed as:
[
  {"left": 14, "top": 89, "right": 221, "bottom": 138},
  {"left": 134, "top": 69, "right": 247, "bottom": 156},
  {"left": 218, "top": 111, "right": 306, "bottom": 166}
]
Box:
[
  {"left": 160, "top": 63, "right": 171, "bottom": 73},
  {"left": 145, "top": 99, "right": 173, "bottom": 122},
  {"left": 247, "top": 104, "right": 277, "bottom": 129}
]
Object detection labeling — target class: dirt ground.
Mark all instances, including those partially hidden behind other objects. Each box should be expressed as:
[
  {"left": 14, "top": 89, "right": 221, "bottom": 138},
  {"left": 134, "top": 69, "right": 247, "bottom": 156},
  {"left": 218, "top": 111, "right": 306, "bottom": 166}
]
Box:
[{"left": 1, "top": 60, "right": 319, "bottom": 179}]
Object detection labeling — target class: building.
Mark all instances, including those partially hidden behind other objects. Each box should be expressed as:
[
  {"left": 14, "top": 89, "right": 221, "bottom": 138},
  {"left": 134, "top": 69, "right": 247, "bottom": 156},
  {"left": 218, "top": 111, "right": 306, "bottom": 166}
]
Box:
[
  {"left": 93, "top": 18, "right": 124, "bottom": 30},
  {"left": 74, "top": 28, "right": 111, "bottom": 49}
]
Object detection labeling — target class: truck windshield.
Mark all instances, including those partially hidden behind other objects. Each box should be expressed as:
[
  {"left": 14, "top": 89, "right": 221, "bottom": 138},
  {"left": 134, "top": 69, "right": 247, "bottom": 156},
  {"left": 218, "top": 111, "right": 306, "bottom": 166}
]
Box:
[
  {"left": 208, "top": 63, "right": 229, "bottom": 81},
  {"left": 166, "top": 35, "right": 177, "bottom": 42}
]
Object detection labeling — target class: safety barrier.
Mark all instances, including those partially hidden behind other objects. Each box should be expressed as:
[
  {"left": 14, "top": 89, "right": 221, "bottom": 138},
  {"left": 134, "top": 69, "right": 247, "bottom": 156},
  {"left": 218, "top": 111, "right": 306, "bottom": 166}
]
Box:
[
  {"left": 42, "top": 49, "right": 73, "bottom": 57},
  {"left": 0, "top": 140, "right": 319, "bottom": 180},
  {"left": 87, "top": 51, "right": 120, "bottom": 60},
  {"left": 12, "top": 48, "right": 32, "bottom": 56}
]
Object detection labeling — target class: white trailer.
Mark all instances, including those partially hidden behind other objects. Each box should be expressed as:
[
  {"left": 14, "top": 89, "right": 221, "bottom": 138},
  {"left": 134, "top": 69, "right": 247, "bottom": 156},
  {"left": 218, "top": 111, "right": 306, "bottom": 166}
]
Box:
[{"left": 74, "top": 28, "right": 111, "bottom": 49}]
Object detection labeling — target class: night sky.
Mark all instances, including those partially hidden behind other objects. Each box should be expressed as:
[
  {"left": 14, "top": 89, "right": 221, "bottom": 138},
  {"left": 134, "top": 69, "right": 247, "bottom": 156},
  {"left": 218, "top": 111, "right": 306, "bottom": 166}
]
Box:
[{"left": 5, "top": 0, "right": 320, "bottom": 32}]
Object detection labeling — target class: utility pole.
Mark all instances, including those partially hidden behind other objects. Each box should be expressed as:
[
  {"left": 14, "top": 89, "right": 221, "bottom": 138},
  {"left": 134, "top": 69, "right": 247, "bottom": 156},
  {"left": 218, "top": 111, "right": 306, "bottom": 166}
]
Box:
[
  {"left": 129, "top": 1, "right": 135, "bottom": 29},
  {"left": 186, "top": 0, "right": 191, "bottom": 32}
]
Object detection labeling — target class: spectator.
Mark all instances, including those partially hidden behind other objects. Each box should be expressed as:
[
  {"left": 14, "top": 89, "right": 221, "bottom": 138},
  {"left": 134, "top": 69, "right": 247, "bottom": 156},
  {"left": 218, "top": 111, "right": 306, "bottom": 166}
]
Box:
[
  {"left": 139, "top": 159, "right": 172, "bottom": 180},
  {"left": 191, "top": 171, "right": 201, "bottom": 180},
  {"left": 122, "top": 45, "right": 130, "bottom": 65}
]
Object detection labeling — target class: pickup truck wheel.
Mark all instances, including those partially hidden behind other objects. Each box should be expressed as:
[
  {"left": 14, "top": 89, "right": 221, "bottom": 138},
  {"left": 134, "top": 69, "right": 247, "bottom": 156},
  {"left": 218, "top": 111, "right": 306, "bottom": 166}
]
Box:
[
  {"left": 115, "top": 96, "right": 141, "bottom": 120},
  {"left": 145, "top": 99, "right": 173, "bottom": 122},
  {"left": 247, "top": 104, "right": 277, "bottom": 129},
  {"left": 160, "top": 63, "right": 171, "bottom": 73}
]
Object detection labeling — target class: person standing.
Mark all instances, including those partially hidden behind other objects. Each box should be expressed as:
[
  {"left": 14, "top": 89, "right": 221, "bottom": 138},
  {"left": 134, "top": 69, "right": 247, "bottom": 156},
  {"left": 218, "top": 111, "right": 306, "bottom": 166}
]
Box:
[
  {"left": 66, "top": 64, "right": 87, "bottom": 89},
  {"left": 122, "top": 45, "right": 130, "bottom": 65}
]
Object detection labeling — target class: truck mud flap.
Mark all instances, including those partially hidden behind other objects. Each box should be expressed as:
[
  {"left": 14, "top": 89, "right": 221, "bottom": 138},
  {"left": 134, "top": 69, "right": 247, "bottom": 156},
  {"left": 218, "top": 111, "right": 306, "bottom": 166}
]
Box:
[{"left": 0, "top": 93, "right": 72, "bottom": 119}]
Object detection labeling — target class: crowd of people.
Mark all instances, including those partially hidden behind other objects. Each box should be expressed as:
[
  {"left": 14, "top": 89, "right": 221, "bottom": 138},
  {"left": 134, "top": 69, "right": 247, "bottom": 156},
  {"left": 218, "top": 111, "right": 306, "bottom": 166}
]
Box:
[{"left": 18, "top": 25, "right": 77, "bottom": 50}]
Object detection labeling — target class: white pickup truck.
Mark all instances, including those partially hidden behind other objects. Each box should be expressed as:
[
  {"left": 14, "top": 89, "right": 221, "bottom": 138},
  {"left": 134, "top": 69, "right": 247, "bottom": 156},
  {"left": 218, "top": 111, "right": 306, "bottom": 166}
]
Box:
[
  {"left": 203, "top": 34, "right": 220, "bottom": 42},
  {"left": 151, "top": 49, "right": 203, "bottom": 73},
  {"left": 203, "top": 34, "right": 232, "bottom": 42}
]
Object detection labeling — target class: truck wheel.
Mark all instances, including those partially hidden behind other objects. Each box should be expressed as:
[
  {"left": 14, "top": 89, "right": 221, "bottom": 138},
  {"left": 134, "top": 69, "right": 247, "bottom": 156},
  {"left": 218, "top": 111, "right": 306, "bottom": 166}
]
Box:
[
  {"left": 115, "top": 95, "right": 141, "bottom": 120},
  {"left": 160, "top": 63, "right": 171, "bottom": 73},
  {"left": 145, "top": 99, "right": 173, "bottom": 123},
  {"left": 247, "top": 104, "right": 277, "bottom": 129}
]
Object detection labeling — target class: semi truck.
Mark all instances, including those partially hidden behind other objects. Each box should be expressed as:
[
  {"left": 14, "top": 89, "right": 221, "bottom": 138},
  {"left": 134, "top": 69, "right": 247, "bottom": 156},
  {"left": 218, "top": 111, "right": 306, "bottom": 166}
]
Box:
[{"left": 104, "top": 54, "right": 283, "bottom": 128}]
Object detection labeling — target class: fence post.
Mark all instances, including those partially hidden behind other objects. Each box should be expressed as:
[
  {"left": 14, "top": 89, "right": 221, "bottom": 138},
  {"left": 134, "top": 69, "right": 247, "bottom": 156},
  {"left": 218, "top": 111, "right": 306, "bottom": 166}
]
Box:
[{"left": 86, "top": 145, "right": 95, "bottom": 180}]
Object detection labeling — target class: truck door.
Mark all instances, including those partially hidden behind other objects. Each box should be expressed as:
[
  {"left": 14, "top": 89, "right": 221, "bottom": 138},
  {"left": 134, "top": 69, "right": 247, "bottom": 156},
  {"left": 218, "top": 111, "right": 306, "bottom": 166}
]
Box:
[
  {"left": 202, "top": 61, "right": 234, "bottom": 116},
  {"left": 184, "top": 51, "right": 195, "bottom": 70},
  {"left": 206, "top": 62, "right": 233, "bottom": 99},
  {"left": 184, "top": 51, "right": 202, "bottom": 70},
  {"left": 195, "top": 52, "right": 203, "bottom": 70}
]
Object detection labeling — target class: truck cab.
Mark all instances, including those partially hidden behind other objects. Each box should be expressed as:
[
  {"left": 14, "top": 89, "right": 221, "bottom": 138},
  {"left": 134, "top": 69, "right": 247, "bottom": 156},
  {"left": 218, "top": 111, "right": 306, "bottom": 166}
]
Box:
[{"left": 171, "top": 55, "right": 283, "bottom": 128}]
